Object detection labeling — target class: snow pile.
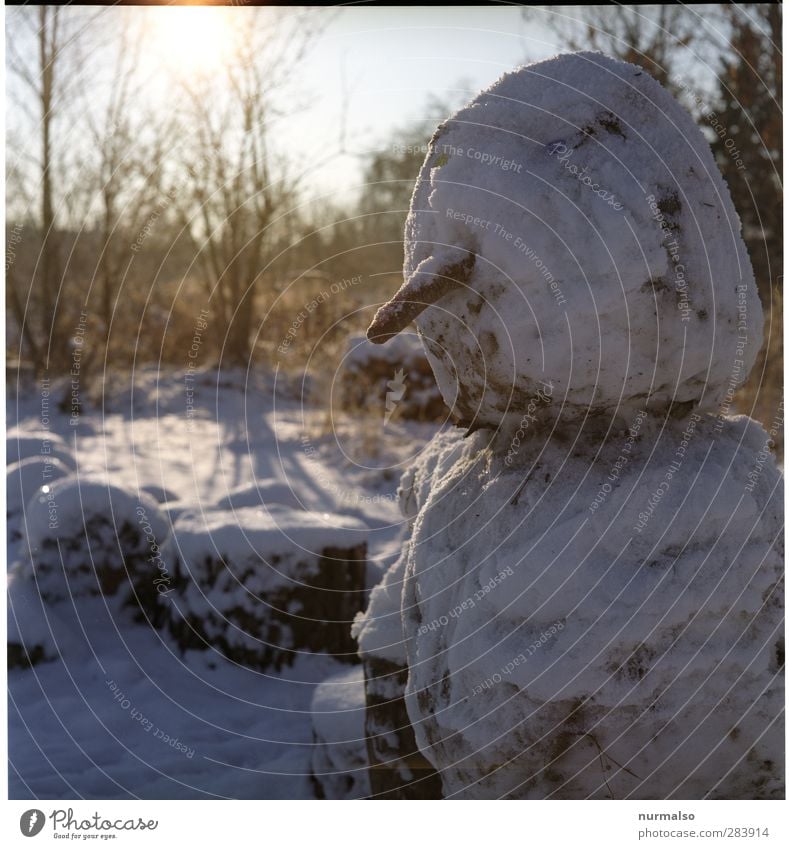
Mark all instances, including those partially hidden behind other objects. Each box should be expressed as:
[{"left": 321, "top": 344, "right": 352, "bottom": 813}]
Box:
[
  {"left": 7, "top": 569, "right": 60, "bottom": 668},
  {"left": 21, "top": 476, "right": 172, "bottom": 622},
  {"left": 7, "top": 565, "right": 101, "bottom": 669},
  {"left": 7, "top": 363, "right": 412, "bottom": 798},
  {"left": 309, "top": 667, "right": 370, "bottom": 799},
  {"left": 7, "top": 456, "right": 71, "bottom": 523},
  {"left": 215, "top": 479, "right": 304, "bottom": 511},
  {"left": 398, "top": 414, "right": 782, "bottom": 798},
  {"left": 6, "top": 429, "right": 76, "bottom": 469},
  {"left": 369, "top": 52, "right": 762, "bottom": 429},
  {"left": 356, "top": 53, "right": 781, "bottom": 799},
  {"left": 164, "top": 506, "right": 368, "bottom": 669},
  {"left": 353, "top": 551, "right": 408, "bottom": 666},
  {"left": 340, "top": 332, "right": 445, "bottom": 423}
]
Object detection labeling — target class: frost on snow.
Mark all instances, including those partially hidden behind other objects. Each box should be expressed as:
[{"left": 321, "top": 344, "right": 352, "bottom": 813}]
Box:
[{"left": 358, "top": 52, "right": 783, "bottom": 799}]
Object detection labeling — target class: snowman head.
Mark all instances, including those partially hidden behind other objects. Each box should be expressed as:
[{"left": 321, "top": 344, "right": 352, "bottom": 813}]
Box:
[{"left": 368, "top": 52, "right": 762, "bottom": 432}]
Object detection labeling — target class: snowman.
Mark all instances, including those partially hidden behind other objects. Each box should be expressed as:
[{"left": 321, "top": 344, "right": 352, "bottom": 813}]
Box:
[{"left": 356, "top": 52, "right": 783, "bottom": 799}]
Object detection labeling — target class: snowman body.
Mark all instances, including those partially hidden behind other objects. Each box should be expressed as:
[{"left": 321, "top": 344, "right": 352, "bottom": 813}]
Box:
[{"left": 399, "top": 415, "right": 782, "bottom": 798}]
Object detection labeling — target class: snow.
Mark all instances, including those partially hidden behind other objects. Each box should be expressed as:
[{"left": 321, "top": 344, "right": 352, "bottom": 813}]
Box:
[
  {"left": 8, "top": 51, "right": 781, "bottom": 802},
  {"left": 372, "top": 51, "right": 763, "bottom": 429},
  {"left": 358, "top": 52, "right": 780, "bottom": 800},
  {"left": 6, "top": 456, "right": 71, "bottom": 516},
  {"left": 14, "top": 477, "right": 171, "bottom": 623},
  {"left": 396, "top": 413, "right": 782, "bottom": 798},
  {"left": 353, "top": 426, "right": 468, "bottom": 665},
  {"left": 8, "top": 570, "right": 61, "bottom": 666},
  {"left": 167, "top": 506, "right": 367, "bottom": 570},
  {"left": 141, "top": 483, "right": 180, "bottom": 504},
  {"left": 8, "top": 366, "right": 423, "bottom": 799},
  {"left": 8, "top": 567, "right": 116, "bottom": 670},
  {"left": 310, "top": 667, "right": 368, "bottom": 744},
  {"left": 309, "top": 666, "right": 370, "bottom": 799},
  {"left": 162, "top": 506, "right": 369, "bottom": 666},
  {"left": 6, "top": 429, "right": 76, "bottom": 469},
  {"left": 23, "top": 476, "right": 169, "bottom": 554},
  {"left": 353, "top": 547, "right": 408, "bottom": 665},
  {"left": 9, "top": 625, "right": 346, "bottom": 799},
  {"left": 215, "top": 479, "right": 306, "bottom": 511}
]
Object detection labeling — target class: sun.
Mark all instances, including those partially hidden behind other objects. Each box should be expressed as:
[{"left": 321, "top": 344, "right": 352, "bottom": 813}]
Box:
[{"left": 149, "top": 6, "right": 238, "bottom": 76}]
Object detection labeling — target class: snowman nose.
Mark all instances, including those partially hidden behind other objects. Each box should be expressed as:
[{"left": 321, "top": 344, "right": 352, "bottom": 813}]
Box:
[{"left": 367, "top": 252, "right": 476, "bottom": 343}]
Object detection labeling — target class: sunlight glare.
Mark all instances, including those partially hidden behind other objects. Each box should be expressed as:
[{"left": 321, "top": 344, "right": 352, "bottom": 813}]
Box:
[{"left": 150, "top": 7, "right": 237, "bottom": 76}]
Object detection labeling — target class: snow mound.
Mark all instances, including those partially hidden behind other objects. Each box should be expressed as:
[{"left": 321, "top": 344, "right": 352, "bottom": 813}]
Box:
[
  {"left": 7, "top": 457, "right": 71, "bottom": 516},
  {"left": 21, "top": 476, "right": 171, "bottom": 621},
  {"left": 141, "top": 483, "right": 180, "bottom": 504},
  {"left": 215, "top": 479, "right": 304, "bottom": 511},
  {"left": 7, "top": 569, "right": 60, "bottom": 668},
  {"left": 164, "top": 507, "right": 368, "bottom": 669},
  {"left": 310, "top": 667, "right": 370, "bottom": 799},
  {"left": 6, "top": 430, "right": 76, "bottom": 469},
  {"left": 373, "top": 52, "right": 762, "bottom": 428},
  {"left": 398, "top": 415, "right": 782, "bottom": 798},
  {"left": 353, "top": 427, "right": 468, "bottom": 666},
  {"left": 168, "top": 506, "right": 367, "bottom": 565}
]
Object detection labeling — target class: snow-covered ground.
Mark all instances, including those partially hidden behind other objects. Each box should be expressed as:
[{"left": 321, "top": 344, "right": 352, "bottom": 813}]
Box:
[{"left": 7, "top": 367, "right": 438, "bottom": 799}]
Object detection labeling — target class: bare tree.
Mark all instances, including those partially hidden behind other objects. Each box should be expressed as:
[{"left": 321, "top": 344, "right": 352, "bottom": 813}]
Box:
[
  {"left": 73, "top": 10, "right": 176, "bottom": 376},
  {"left": 522, "top": 4, "right": 726, "bottom": 95},
  {"left": 713, "top": 3, "right": 781, "bottom": 298},
  {"left": 714, "top": 3, "right": 783, "bottom": 449},
  {"left": 176, "top": 7, "right": 330, "bottom": 366},
  {"left": 7, "top": 6, "right": 70, "bottom": 372}
]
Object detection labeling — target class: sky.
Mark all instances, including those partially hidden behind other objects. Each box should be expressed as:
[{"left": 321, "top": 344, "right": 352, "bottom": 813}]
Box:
[
  {"left": 285, "top": 6, "right": 559, "bottom": 199},
  {"left": 6, "top": 4, "right": 728, "bottom": 211},
  {"left": 248, "top": 4, "right": 724, "bottom": 202},
  {"left": 5, "top": 4, "right": 557, "bottom": 210}
]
